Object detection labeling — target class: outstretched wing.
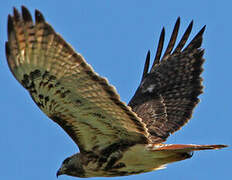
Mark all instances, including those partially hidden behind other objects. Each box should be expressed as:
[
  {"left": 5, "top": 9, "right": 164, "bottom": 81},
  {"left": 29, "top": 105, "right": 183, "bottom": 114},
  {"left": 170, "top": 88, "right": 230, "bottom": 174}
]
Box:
[
  {"left": 129, "top": 18, "right": 205, "bottom": 143},
  {"left": 6, "top": 7, "right": 149, "bottom": 154}
]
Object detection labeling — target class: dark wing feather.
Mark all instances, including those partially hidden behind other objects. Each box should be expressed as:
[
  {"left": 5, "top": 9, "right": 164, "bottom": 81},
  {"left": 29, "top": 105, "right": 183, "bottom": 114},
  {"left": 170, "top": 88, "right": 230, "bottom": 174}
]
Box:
[
  {"left": 6, "top": 7, "right": 149, "bottom": 153},
  {"left": 141, "top": 50, "right": 150, "bottom": 80},
  {"left": 129, "top": 18, "right": 205, "bottom": 143}
]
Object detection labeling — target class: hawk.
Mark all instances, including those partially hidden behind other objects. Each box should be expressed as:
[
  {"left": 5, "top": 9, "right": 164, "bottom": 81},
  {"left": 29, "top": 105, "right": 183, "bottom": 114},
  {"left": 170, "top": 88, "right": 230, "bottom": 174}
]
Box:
[{"left": 6, "top": 6, "right": 226, "bottom": 178}]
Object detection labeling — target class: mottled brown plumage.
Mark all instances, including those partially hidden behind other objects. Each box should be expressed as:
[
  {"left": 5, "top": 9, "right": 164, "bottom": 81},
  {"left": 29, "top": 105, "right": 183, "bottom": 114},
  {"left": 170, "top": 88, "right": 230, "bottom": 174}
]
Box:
[
  {"left": 6, "top": 6, "right": 226, "bottom": 178},
  {"left": 129, "top": 18, "right": 205, "bottom": 143}
]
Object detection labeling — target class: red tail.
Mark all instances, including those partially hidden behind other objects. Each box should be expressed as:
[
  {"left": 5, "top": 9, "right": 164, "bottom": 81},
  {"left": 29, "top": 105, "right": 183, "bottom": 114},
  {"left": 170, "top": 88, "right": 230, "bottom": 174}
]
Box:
[
  {"left": 146, "top": 144, "right": 227, "bottom": 166},
  {"left": 152, "top": 144, "right": 227, "bottom": 152}
]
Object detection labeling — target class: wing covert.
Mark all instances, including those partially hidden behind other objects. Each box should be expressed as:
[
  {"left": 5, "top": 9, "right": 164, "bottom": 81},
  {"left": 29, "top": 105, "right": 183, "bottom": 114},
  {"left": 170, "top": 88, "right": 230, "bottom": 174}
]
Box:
[{"left": 6, "top": 7, "right": 149, "bottom": 153}]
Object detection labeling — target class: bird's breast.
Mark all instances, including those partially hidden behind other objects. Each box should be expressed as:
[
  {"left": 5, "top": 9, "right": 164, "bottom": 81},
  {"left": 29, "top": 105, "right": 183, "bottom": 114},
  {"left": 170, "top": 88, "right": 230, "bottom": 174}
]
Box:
[{"left": 83, "top": 144, "right": 167, "bottom": 177}]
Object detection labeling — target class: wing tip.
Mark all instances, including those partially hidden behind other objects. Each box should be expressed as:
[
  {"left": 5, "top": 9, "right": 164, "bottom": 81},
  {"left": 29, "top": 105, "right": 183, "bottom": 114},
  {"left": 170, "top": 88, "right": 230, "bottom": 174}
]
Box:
[
  {"left": 161, "top": 17, "right": 181, "bottom": 59},
  {"left": 13, "top": 7, "right": 21, "bottom": 22},
  {"left": 184, "top": 24, "right": 206, "bottom": 51},
  {"left": 21, "top": 6, "right": 33, "bottom": 22},
  {"left": 151, "top": 18, "right": 205, "bottom": 67},
  {"left": 175, "top": 16, "right": 180, "bottom": 27},
  {"left": 200, "top": 25, "right": 206, "bottom": 34},
  {"left": 7, "top": 15, "right": 14, "bottom": 38},
  {"left": 151, "top": 26, "right": 165, "bottom": 70},
  {"left": 142, "top": 50, "right": 150, "bottom": 80},
  {"left": 196, "top": 25, "right": 206, "bottom": 40},
  {"left": 35, "top": 9, "right": 45, "bottom": 23}
]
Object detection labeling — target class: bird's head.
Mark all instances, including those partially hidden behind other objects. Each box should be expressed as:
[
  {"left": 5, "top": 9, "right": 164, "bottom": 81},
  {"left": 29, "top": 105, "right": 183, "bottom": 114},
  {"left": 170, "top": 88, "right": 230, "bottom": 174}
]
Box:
[{"left": 56, "top": 153, "right": 85, "bottom": 178}]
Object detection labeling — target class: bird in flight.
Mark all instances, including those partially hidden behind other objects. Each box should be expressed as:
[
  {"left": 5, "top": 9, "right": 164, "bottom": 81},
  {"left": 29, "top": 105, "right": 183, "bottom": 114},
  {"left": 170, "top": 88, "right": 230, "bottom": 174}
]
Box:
[{"left": 6, "top": 6, "right": 227, "bottom": 178}]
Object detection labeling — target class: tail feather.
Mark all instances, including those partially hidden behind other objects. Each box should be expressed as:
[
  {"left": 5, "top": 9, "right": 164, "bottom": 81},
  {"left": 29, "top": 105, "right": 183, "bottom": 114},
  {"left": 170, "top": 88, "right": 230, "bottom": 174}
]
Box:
[
  {"left": 148, "top": 144, "right": 227, "bottom": 166},
  {"left": 151, "top": 144, "right": 228, "bottom": 152}
]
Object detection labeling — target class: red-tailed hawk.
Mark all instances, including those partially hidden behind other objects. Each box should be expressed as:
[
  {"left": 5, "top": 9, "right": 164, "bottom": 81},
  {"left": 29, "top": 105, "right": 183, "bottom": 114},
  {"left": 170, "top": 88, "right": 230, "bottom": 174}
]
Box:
[{"left": 6, "top": 6, "right": 227, "bottom": 178}]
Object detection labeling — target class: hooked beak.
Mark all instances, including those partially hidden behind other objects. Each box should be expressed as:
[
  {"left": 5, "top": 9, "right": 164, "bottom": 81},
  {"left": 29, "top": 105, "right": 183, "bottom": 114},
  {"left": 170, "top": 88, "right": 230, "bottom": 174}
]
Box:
[{"left": 56, "top": 169, "right": 62, "bottom": 178}]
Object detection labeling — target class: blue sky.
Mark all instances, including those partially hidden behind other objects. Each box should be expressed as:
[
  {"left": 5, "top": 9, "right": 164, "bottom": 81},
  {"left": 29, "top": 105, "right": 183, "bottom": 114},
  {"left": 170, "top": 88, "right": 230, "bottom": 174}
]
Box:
[{"left": 0, "top": 0, "right": 231, "bottom": 180}]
